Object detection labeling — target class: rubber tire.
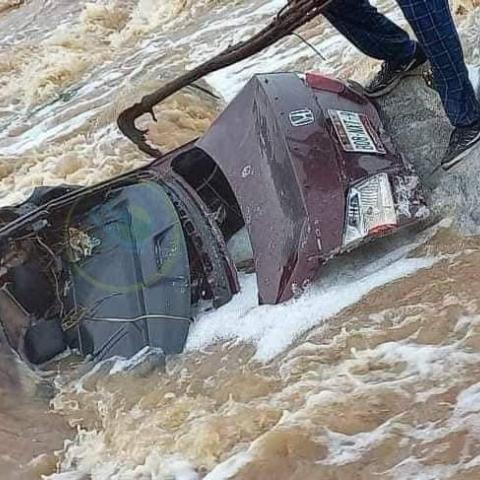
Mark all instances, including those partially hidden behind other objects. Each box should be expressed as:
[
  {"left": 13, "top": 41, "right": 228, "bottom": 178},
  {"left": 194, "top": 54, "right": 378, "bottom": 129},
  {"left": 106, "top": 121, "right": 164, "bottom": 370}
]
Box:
[{"left": 24, "top": 319, "right": 66, "bottom": 365}]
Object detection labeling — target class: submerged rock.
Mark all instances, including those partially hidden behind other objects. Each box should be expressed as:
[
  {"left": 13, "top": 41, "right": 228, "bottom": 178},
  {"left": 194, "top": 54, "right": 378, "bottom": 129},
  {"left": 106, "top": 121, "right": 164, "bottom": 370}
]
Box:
[{"left": 376, "top": 66, "right": 480, "bottom": 234}]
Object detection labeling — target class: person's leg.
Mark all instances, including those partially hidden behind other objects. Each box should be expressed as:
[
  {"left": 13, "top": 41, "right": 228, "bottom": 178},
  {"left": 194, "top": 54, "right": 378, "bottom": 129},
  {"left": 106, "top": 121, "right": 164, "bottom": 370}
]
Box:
[
  {"left": 396, "top": 0, "right": 480, "bottom": 169},
  {"left": 323, "top": 0, "right": 417, "bottom": 64},
  {"left": 397, "top": 0, "right": 480, "bottom": 128},
  {"left": 323, "top": 0, "right": 426, "bottom": 96}
]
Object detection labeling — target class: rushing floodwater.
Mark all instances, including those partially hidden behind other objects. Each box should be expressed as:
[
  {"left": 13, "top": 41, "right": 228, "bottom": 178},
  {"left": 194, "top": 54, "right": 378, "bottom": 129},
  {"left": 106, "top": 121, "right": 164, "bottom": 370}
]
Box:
[{"left": 1, "top": 0, "right": 480, "bottom": 478}]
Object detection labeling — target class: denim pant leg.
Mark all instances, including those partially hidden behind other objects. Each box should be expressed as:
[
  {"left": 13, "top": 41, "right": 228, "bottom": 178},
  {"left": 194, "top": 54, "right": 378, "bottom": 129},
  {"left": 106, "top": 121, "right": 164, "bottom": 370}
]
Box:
[
  {"left": 397, "top": 0, "right": 480, "bottom": 127},
  {"left": 323, "top": 0, "right": 416, "bottom": 64}
]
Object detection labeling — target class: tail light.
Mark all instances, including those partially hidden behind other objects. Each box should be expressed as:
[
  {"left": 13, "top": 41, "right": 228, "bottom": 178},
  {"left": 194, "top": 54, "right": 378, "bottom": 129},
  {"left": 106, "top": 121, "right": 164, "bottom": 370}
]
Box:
[
  {"left": 304, "top": 72, "right": 345, "bottom": 94},
  {"left": 343, "top": 173, "right": 397, "bottom": 247}
]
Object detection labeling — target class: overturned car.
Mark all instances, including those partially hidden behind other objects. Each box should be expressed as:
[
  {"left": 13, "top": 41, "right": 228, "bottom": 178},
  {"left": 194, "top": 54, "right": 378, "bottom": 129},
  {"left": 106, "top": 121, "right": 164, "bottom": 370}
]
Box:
[{"left": 0, "top": 72, "right": 428, "bottom": 365}]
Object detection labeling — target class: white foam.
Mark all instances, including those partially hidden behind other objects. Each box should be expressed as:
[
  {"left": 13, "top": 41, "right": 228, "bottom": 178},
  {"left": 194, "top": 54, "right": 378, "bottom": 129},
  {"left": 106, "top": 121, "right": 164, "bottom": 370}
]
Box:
[
  {"left": 46, "top": 473, "right": 87, "bottom": 480},
  {"left": 108, "top": 346, "right": 164, "bottom": 374},
  {"left": 186, "top": 246, "right": 437, "bottom": 362},
  {"left": 389, "top": 459, "right": 456, "bottom": 480},
  {"left": 373, "top": 341, "right": 478, "bottom": 378},
  {"left": 203, "top": 451, "right": 252, "bottom": 480},
  {"left": 321, "top": 418, "right": 398, "bottom": 466},
  {"left": 455, "top": 382, "right": 480, "bottom": 416}
]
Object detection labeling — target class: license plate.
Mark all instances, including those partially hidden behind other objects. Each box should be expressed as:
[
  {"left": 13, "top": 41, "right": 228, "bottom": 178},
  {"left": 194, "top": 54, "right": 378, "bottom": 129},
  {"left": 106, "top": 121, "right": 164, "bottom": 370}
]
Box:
[{"left": 329, "top": 110, "right": 386, "bottom": 155}]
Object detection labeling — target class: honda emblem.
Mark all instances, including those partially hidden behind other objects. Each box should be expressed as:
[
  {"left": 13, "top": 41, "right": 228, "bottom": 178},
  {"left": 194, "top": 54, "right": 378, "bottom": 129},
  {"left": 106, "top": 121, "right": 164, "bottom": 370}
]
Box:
[{"left": 289, "top": 108, "right": 315, "bottom": 127}]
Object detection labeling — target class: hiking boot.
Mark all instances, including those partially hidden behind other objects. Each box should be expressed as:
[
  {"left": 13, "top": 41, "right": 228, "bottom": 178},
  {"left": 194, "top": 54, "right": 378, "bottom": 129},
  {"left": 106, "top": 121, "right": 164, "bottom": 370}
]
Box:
[
  {"left": 441, "top": 120, "right": 480, "bottom": 170},
  {"left": 364, "top": 46, "right": 427, "bottom": 98}
]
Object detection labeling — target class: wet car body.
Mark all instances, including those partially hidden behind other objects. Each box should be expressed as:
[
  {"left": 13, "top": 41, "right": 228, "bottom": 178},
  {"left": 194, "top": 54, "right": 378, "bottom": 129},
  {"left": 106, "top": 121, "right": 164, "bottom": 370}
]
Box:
[
  {"left": 0, "top": 72, "right": 427, "bottom": 363},
  {"left": 160, "top": 72, "right": 428, "bottom": 303}
]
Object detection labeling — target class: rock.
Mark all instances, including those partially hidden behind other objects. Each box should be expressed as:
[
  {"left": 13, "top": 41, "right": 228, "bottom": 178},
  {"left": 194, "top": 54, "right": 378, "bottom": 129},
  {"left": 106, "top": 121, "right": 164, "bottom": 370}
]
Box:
[{"left": 375, "top": 65, "right": 480, "bottom": 234}]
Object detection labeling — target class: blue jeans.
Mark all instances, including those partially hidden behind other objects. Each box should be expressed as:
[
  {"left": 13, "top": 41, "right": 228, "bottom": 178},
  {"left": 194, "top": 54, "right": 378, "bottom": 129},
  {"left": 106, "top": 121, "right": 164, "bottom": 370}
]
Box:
[{"left": 323, "top": 0, "right": 480, "bottom": 128}]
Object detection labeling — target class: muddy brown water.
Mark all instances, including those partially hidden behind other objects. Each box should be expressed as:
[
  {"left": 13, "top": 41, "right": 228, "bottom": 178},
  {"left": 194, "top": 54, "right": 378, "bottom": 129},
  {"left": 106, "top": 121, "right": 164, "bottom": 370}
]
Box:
[
  {"left": 1, "top": 0, "right": 480, "bottom": 479},
  {"left": 0, "top": 342, "right": 71, "bottom": 479}
]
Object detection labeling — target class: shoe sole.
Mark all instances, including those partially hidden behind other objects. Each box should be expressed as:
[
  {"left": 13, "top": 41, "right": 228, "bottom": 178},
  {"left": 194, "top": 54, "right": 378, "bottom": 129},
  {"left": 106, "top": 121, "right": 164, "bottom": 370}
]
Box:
[
  {"left": 442, "top": 131, "right": 480, "bottom": 171},
  {"left": 364, "top": 75, "right": 404, "bottom": 99},
  {"left": 364, "top": 59, "right": 427, "bottom": 99}
]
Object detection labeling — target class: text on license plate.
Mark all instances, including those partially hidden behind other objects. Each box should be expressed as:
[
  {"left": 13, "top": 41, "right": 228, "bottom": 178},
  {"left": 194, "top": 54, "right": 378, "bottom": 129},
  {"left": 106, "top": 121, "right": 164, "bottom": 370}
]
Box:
[{"left": 328, "top": 110, "right": 386, "bottom": 155}]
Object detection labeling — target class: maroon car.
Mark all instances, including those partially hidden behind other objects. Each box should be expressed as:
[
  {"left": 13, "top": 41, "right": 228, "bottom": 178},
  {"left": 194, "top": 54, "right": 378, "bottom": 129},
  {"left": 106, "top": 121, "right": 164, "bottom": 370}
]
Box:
[
  {"left": 155, "top": 72, "right": 428, "bottom": 303},
  {"left": 0, "top": 72, "right": 427, "bottom": 364}
]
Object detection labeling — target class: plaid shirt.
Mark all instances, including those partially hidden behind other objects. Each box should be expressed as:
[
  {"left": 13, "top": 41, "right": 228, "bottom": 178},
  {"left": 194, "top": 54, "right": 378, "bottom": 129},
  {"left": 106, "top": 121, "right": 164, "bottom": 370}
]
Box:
[{"left": 323, "top": 0, "right": 480, "bottom": 127}]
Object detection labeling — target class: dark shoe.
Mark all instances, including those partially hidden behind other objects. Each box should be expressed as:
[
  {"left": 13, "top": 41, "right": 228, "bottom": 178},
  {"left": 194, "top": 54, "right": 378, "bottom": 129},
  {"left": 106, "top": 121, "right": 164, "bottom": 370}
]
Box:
[
  {"left": 441, "top": 121, "right": 480, "bottom": 170},
  {"left": 364, "top": 46, "right": 427, "bottom": 98}
]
